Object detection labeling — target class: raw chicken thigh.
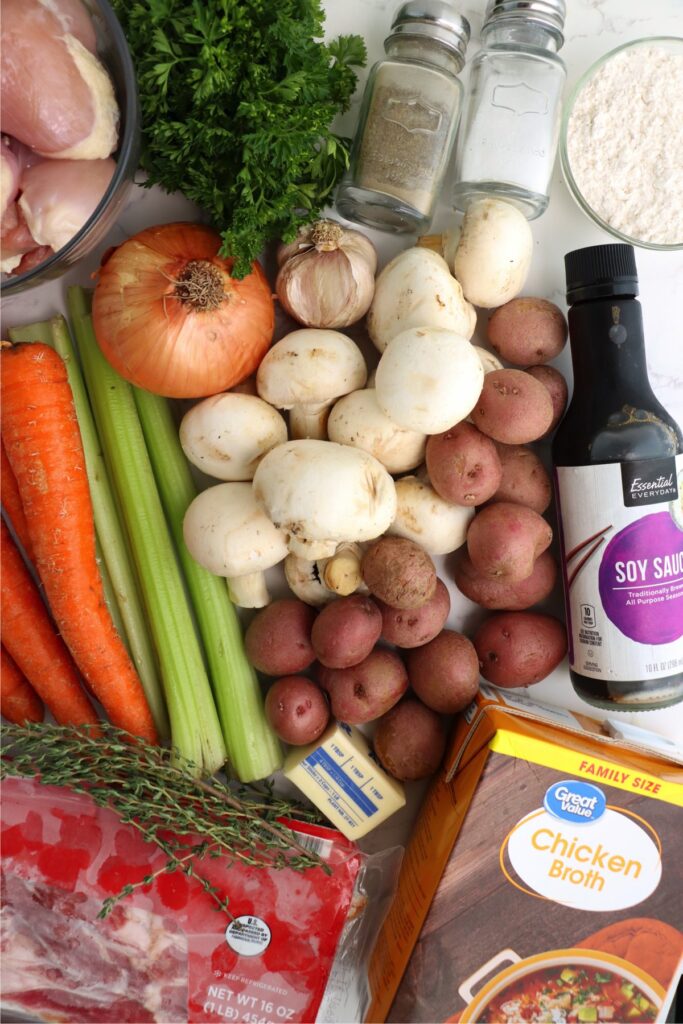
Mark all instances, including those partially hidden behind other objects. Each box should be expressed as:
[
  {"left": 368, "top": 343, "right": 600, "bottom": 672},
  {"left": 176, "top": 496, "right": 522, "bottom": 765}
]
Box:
[
  {"left": 1, "top": 0, "right": 118, "bottom": 159},
  {"left": 0, "top": 138, "right": 20, "bottom": 219},
  {"left": 19, "top": 158, "right": 116, "bottom": 251},
  {"left": 0, "top": 202, "right": 39, "bottom": 273}
]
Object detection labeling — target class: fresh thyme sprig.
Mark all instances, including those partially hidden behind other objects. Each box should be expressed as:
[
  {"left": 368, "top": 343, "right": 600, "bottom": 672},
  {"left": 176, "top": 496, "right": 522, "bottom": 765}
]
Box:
[{"left": 1, "top": 722, "right": 326, "bottom": 919}]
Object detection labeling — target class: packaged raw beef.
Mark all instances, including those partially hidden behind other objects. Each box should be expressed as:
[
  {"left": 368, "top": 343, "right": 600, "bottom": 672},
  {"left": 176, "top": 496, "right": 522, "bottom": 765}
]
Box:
[{"left": 0, "top": 776, "right": 369, "bottom": 1023}]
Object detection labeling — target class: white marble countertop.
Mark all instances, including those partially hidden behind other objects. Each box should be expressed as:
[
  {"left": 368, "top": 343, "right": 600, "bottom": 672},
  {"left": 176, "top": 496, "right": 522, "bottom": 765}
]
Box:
[{"left": 1, "top": 0, "right": 682, "bottom": 852}]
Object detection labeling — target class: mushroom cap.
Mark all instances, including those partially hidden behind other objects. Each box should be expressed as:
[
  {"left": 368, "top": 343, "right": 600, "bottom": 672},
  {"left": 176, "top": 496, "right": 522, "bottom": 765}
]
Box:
[
  {"left": 375, "top": 327, "right": 484, "bottom": 435},
  {"left": 179, "top": 393, "right": 287, "bottom": 481},
  {"left": 367, "top": 247, "right": 477, "bottom": 353},
  {"left": 182, "top": 482, "right": 288, "bottom": 577},
  {"left": 328, "top": 388, "right": 426, "bottom": 474},
  {"left": 253, "top": 439, "right": 396, "bottom": 550},
  {"left": 256, "top": 328, "right": 367, "bottom": 409},
  {"left": 472, "top": 345, "right": 504, "bottom": 375},
  {"left": 389, "top": 475, "right": 474, "bottom": 555}
]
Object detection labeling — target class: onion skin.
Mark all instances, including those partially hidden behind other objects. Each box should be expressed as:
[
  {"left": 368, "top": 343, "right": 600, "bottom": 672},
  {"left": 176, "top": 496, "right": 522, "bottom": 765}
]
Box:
[{"left": 93, "top": 222, "right": 275, "bottom": 398}]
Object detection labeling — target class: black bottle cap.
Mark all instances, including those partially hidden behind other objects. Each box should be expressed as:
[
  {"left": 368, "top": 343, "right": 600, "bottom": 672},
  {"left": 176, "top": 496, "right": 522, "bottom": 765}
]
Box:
[{"left": 565, "top": 244, "right": 639, "bottom": 304}]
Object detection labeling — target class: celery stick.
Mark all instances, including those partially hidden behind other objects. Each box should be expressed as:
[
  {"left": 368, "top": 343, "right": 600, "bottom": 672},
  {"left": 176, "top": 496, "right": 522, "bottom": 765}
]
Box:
[
  {"left": 9, "top": 315, "right": 169, "bottom": 740},
  {"left": 67, "top": 289, "right": 226, "bottom": 777},
  {"left": 134, "top": 386, "right": 283, "bottom": 782}
]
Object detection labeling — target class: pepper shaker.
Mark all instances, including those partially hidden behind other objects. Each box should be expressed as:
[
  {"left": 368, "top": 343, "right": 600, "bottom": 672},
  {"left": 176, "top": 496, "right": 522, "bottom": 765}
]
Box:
[
  {"left": 453, "top": 0, "right": 566, "bottom": 219},
  {"left": 336, "top": 1, "right": 470, "bottom": 234}
]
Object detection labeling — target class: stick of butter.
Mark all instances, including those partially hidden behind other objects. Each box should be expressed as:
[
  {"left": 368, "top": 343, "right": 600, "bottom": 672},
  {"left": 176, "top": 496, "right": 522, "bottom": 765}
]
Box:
[{"left": 283, "top": 721, "right": 406, "bottom": 839}]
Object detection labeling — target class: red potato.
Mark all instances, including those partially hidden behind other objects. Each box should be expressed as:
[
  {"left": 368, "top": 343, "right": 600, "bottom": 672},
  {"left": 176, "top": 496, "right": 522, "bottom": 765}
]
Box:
[
  {"left": 265, "top": 676, "right": 330, "bottom": 745},
  {"left": 487, "top": 298, "right": 567, "bottom": 366},
  {"left": 426, "top": 422, "right": 502, "bottom": 507},
  {"left": 491, "top": 444, "right": 552, "bottom": 514},
  {"left": 245, "top": 599, "right": 316, "bottom": 676},
  {"left": 310, "top": 594, "right": 382, "bottom": 669},
  {"left": 378, "top": 578, "right": 451, "bottom": 648},
  {"left": 373, "top": 699, "right": 446, "bottom": 781},
  {"left": 361, "top": 536, "right": 437, "bottom": 610},
  {"left": 453, "top": 548, "right": 557, "bottom": 610},
  {"left": 321, "top": 648, "right": 408, "bottom": 725},
  {"left": 470, "top": 369, "right": 553, "bottom": 444},
  {"left": 407, "top": 629, "right": 480, "bottom": 714},
  {"left": 467, "top": 502, "right": 552, "bottom": 582},
  {"left": 526, "top": 365, "right": 568, "bottom": 433},
  {"left": 473, "top": 612, "right": 567, "bottom": 687}
]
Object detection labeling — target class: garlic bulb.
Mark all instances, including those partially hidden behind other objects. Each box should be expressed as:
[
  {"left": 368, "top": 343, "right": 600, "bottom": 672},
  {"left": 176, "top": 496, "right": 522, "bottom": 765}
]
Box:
[{"left": 276, "top": 219, "right": 377, "bottom": 329}]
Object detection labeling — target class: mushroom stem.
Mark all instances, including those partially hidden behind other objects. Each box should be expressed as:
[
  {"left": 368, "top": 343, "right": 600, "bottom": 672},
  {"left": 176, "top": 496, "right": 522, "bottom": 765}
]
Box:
[
  {"left": 322, "top": 545, "right": 363, "bottom": 596},
  {"left": 227, "top": 571, "right": 270, "bottom": 608},
  {"left": 288, "top": 401, "right": 333, "bottom": 440}
]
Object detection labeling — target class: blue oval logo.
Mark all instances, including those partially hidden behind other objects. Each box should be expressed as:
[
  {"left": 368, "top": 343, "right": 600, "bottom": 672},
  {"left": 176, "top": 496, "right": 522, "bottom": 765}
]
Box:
[{"left": 543, "top": 780, "right": 606, "bottom": 824}]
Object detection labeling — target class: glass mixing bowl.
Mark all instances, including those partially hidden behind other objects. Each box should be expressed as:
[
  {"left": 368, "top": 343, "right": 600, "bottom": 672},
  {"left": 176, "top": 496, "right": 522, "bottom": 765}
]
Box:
[
  {"left": 560, "top": 36, "right": 683, "bottom": 252},
  {"left": 0, "top": 0, "right": 140, "bottom": 297}
]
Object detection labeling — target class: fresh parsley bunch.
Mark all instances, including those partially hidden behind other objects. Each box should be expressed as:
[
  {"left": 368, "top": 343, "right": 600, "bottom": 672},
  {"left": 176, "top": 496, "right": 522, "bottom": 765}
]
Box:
[{"left": 113, "top": 0, "right": 367, "bottom": 276}]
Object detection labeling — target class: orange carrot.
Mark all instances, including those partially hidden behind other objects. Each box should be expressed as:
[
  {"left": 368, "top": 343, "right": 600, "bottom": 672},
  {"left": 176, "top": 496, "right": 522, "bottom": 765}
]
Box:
[
  {"left": 1, "top": 441, "right": 35, "bottom": 561},
  {"left": 1, "top": 644, "right": 44, "bottom": 725},
  {"left": 1, "top": 344, "right": 158, "bottom": 744},
  {"left": 1, "top": 520, "right": 99, "bottom": 730}
]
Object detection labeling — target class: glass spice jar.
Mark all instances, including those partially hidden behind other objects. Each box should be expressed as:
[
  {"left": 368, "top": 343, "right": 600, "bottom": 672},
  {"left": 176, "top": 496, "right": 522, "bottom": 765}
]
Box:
[
  {"left": 336, "top": 1, "right": 470, "bottom": 234},
  {"left": 452, "top": 0, "right": 566, "bottom": 219}
]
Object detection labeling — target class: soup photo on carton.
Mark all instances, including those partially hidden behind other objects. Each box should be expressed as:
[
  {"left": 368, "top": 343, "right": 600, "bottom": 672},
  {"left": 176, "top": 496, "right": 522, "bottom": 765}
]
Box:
[{"left": 366, "top": 694, "right": 683, "bottom": 1024}]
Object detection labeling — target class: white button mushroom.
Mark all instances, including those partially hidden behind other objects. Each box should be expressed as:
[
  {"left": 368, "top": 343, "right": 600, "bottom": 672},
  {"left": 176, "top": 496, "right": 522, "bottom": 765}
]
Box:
[
  {"left": 327, "top": 388, "right": 426, "bottom": 474},
  {"left": 183, "top": 482, "right": 288, "bottom": 608},
  {"left": 452, "top": 198, "right": 533, "bottom": 309},
  {"left": 179, "top": 393, "right": 288, "bottom": 481},
  {"left": 256, "top": 328, "right": 367, "bottom": 440},
  {"left": 367, "top": 247, "right": 477, "bottom": 353},
  {"left": 389, "top": 475, "right": 474, "bottom": 555},
  {"left": 375, "top": 326, "right": 484, "bottom": 435},
  {"left": 472, "top": 346, "right": 504, "bottom": 375},
  {"left": 284, "top": 543, "right": 366, "bottom": 606},
  {"left": 284, "top": 554, "right": 338, "bottom": 606},
  {"left": 252, "top": 440, "right": 396, "bottom": 559}
]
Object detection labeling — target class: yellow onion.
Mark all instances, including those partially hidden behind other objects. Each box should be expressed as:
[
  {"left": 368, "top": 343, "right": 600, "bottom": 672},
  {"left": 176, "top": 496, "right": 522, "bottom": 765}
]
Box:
[
  {"left": 93, "top": 222, "right": 275, "bottom": 399},
  {"left": 276, "top": 219, "right": 377, "bottom": 329}
]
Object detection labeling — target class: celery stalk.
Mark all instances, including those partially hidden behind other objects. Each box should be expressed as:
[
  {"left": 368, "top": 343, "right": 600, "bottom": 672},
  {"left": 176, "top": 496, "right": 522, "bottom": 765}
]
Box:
[
  {"left": 9, "top": 315, "right": 169, "bottom": 740},
  {"left": 67, "top": 288, "right": 226, "bottom": 777},
  {"left": 133, "top": 387, "right": 283, "bottom": 782}
]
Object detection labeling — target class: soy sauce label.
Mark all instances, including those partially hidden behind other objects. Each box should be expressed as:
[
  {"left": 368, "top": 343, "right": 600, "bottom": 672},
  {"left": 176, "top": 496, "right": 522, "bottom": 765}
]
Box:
[
  {"left": 555, "top": 455, "right": 683, "bottom": 684},
  {"left": 621, "top": 456, "right": 678, "bottom": 507}
]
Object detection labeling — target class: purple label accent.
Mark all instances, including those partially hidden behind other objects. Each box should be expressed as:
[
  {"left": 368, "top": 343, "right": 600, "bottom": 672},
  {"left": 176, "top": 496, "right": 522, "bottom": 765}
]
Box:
[{"left": 598, "top": 511, "right": 683, "bottom": 645}]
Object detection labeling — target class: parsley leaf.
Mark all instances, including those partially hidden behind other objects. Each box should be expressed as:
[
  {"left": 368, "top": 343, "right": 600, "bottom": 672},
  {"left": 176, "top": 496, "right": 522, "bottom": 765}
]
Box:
[{"left": 113, "top": 0, "right": 366, "bottom": 276}]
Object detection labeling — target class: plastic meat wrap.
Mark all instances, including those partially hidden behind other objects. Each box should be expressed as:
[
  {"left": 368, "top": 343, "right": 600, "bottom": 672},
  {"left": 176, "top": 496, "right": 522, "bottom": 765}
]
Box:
[{"left": 0, "top": 776, "right": 394, "bottom": 1024}]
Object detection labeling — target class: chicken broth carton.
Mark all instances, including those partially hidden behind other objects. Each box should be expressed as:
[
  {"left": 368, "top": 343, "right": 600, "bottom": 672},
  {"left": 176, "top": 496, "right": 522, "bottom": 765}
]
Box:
[{"left": 366, "top": 688, "right": 683, "bottom": 1024}]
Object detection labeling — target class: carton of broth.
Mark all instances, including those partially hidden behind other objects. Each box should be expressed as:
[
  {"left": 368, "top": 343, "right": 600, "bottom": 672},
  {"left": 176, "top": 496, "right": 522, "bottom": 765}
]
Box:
[{"left": 366, "top": 689, "right": 683, "bottom": 1024}]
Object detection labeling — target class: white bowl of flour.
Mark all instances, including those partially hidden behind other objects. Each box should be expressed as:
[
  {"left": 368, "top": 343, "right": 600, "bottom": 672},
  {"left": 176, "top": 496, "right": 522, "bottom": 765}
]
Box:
[{"left": 561, "top": 37, "right": 683, "bottom": 250}]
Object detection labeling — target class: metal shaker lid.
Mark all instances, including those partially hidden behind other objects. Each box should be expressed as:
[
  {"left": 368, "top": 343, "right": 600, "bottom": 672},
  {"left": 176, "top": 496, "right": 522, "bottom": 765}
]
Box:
[
  {"left": 388, "top": 1, "right": 471, "bottom": 62},
  {"left": 483, "top": 0, "right": 566, "bottom": 46}
]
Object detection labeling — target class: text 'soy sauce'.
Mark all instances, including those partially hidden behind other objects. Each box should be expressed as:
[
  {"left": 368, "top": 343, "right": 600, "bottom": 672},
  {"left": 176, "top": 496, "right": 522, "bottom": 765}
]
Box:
[{"left": 552, "top": 243, "right": 683, "bottom": 710}]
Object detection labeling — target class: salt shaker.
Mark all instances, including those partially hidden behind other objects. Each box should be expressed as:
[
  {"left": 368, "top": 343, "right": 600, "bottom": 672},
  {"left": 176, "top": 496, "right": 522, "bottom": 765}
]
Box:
[
  {"left": 336, "top": 1, "right": 470, "bottom": 234},
  {"left": 453, "top": 0, "right": 566, "bottom": 219}
]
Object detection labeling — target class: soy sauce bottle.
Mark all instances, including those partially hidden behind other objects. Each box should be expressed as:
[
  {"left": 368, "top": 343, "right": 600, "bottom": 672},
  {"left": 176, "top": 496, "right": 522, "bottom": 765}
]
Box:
[{"left": 552, "top": 244, "right": 683, "bottom": 711}]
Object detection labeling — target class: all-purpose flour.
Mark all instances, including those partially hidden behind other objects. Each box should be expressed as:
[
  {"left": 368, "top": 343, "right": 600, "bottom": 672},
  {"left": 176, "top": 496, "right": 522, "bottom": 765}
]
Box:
[{"left": 566, "top": 47, "right": 683, "bottom": 246}]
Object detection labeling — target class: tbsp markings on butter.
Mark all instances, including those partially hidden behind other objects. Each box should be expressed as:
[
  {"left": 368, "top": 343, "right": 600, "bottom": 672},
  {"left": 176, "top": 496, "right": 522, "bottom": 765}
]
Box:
[{"left": 284, "top": 722, "right": 406, "bottom": 839}]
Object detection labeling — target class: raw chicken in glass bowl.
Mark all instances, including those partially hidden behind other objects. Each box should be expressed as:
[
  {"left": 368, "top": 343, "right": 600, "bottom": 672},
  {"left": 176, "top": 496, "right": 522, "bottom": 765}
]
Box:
[{"left": 0, "top": 0, "right": 139, "bottom": 296}]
